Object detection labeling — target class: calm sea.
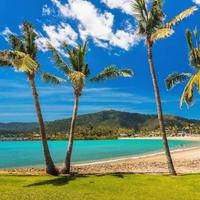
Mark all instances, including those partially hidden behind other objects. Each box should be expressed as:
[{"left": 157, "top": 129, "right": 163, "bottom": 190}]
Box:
[{"left": 0, "top": 139, "right": 199, "bottom": 168}]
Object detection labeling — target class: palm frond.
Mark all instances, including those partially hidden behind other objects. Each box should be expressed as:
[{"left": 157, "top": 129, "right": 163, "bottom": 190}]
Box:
[
  {"left": 131, "top": 0, "right": 148, "bottom": 22},
  {"left": 82, "top": 40, "right": 88, "bottom": 57},
  {"left": 9, "top": 34, "right": 25, "bottom": 52},
  {"left": 21, "top": 22, "right": 38, "bottom": 60},
  {"left": 185, "top": 28, "right": 200, "bottom": 70},
  {"left": 48, "top": 43, "right": 70, "bottom": 74},
  {"left": 186, "top": 29, "right": 194, "bottom": 50},
  {"left": 131, "top": 0, "right": 148, "bottom": 34},
  {"left": 179, "top": 71, "right": 200, "bottom": 107},
  {"left": 63, "top": 41, "right": 90, "bottom": 76},
  {"left": 79, "top": 40, "right": 88, "bottom": 74},
  {"left": 189, "top": 48, "right": 200, "bottom": 69},
  {"left": 0, "top": 50, "right": 38, "bottom": 73},
  {"left": 68, "top": 48, "right": 80, "bottom": 72},
  {"left": 90, "top": 66, "right": 133, "bottom": 82},
  {"left": 151, "top": 28, "right": 174, "bottom": 42},
  {"left": 41, "top": 72, "right": 65, "bottom": 85},
  {"left": 0, "top": 60, "right": 12, "bottom": 67},
  {"left": 165, "top": 6, "right": 198, "bottom": 28},
  {"left": 81, "top": 64, "right": 90, "bottom": 77},
  {"left": 165, "top": 72, "right": 192, "bottom": 90},
  {"left": 148, "top": 0, "right": 165, "bottom": 30}
]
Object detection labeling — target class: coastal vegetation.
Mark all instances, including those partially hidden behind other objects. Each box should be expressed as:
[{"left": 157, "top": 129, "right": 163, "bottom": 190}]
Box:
[{"left": 1, "top": 110, "right": 200, "bottom": 141}]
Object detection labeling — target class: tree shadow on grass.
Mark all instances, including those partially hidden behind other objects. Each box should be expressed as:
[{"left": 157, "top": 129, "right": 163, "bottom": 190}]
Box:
[
  {"left": 111, "top": 173, "right": 125, "bottom": 179},
  {"left": 25, "top": 176, "right": 78, "bottom": 187},
  {"left": 93, "top": 172, "right": 125, "bottom": 179}
]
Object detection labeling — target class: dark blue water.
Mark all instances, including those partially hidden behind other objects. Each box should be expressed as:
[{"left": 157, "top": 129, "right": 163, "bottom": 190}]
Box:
[{"left": 0, "top": 139, "right": 199, "bottom": 168}]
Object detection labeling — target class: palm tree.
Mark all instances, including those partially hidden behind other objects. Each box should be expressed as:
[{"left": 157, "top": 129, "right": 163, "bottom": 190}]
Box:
[
  {"left": 131, "top": 0, "right": 197, "bottom": 175},
  {"left": 0, "top": 22, "right": 58, "bottom": 175},
  {"left": 166, "top": 28, "right": 200, "bottom": 108},
  {"left": 42, "top": 41, "right": 133, "bottom": 174}
]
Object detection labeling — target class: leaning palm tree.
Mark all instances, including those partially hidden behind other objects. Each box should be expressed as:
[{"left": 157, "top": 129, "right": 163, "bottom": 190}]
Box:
[
  {"left": 0, "top": 22, "right": 58, "bottom": 175},
  {"left": 42, "top": 41, "right": 133, "bottom": 174},
  {"left": 131, "top": 0, "right": 197, "bottom": 175},
  {"left": 166, "top": 28, "right": 200, "bottom": 108}
]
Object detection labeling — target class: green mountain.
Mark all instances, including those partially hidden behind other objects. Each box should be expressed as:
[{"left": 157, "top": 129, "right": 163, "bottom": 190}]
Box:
[
  {"left": 45, "top": 110, "right": 200, "bottom": 133},
  {"left": 1, "top": 110, "right": 200, "bottom": 134},
  {"left": 0, "top": 122, "right": 38, "bottom": 134}
]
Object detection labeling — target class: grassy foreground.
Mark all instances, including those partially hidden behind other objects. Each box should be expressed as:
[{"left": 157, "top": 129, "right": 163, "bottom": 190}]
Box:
[{"left": 1, "top": 174, "right": 200, "bottom": 200}]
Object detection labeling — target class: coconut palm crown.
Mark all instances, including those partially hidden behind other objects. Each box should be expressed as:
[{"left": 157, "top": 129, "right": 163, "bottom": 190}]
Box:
[
  {"left": 132, "top": 0, "right": 197, "bottom": 45},
  {"left": 166, "top": 27, "right": 200, "bottom": 108},
  {"left": 43, "top": 41, "right": 133, "bottom": 95}
]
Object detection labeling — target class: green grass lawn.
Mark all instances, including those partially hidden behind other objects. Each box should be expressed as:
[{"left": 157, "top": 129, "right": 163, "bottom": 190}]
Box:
[{"left": 1, "top": 174, "right": 200, "bottom": 200}]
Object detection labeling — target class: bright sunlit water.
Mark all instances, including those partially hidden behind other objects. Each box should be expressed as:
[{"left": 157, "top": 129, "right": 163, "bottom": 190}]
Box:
[{"left": 0, "top": 139, "right": 199, "bottom": 168}]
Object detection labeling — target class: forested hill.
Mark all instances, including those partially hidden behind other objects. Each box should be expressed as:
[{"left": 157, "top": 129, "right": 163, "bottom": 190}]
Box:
[
  {"left": 1, "top": 110, "right": 200, "bottom": 134},
  {"left": 44, "top": 110, "right": 200, "bottom": 133}
]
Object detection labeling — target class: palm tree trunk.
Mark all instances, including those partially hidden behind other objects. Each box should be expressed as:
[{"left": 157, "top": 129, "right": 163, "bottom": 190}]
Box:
[
  {"left": 61, "top": 93, "right": 79, "bottom": 174},
  {"left": 147, "top": 41, "right": 177, "bottom": 175},
  {"left": 28, "top": 74, "right": 58, "bottom": 176}
]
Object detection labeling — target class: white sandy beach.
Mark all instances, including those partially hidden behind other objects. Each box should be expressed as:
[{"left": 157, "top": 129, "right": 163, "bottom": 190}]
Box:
[{"left": 1, "top": 136, "right": 200, "bottom": 175}]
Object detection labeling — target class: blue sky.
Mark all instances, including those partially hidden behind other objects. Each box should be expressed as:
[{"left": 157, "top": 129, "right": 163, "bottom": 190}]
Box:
[{"left": 0, "top": 0, "right": 200, "bottom": 122}]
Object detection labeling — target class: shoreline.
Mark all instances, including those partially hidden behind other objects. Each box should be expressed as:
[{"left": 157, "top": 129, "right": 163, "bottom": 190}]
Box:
[
  {"left": 1, "top": 136, "right": 200, "bottom": 142},
  {"left": 119, "top": 136, "right": 200, "bottom": 141},
  {"left": 1, "top": 136, "right": 200, "bottom": 175},
  {"left": 73, "top": 145, "right": 200, "bottom": 167}
]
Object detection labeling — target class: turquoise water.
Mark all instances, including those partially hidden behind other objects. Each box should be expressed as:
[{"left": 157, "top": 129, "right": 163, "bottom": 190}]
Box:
[{"left": 0, "top": 139, "right": 199, "bottom": 168}]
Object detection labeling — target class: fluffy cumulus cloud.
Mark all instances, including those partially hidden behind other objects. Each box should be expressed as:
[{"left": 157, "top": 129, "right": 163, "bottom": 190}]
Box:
[
  {"left": 42, "top": 4, "right": 52, "bottom": 16},
  {"left": 1, "top": 0, "right": 141, "bottom": 52},
  {"left": 193, "top": 0, "right": 200, "bottom": 5},
  {"left": 36, "top": 23, "right": 78, "bottom": 52},
  {"left": 101, "top": 0, "right": 150, "bottom": 15},
  {"left": 101, "top": 0, "right": 133, "bottom": 15},
  {"left": 48, "top": 0, "right": 140, "bottom": 50}
]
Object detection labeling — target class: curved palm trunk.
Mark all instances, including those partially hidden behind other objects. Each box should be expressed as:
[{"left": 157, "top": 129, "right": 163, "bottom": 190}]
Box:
[
  {"left": 28, "top": 75, "right": 58, "bottom": 176},
  {"left": 61, "top": 93, "right": 79, "bottom": 174},
  {"left": 147, "top": 41, "right": 177, "bottom": 176}
]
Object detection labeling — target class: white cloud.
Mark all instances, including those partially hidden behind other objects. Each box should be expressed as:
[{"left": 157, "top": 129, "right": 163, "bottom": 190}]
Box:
[
  {"left": 50, "top": 0, "right": 140, "bottom": 50},
  {"left": 101, "top": 0, "right": 150, "bottom": 15},
  {"left": 36, "top": 23, "right": 78, "bottom": 52},
  {"left": 52, "top": 0, "right": 114, "bottom": 40},
  {"left": 110, "top": 30, "right": 139, "bottom": 50},
  {"left": 193, "top": 0, "right": 200, "bottom": 5},
  {"left": 0, "top": 27, "right": 13, "bottom": 41},
  {"left": 101, "top": 0, "right": 132, "bottom": 15},
  {"left": 42, "top": 4, "right": 52, "bottom": 16}
]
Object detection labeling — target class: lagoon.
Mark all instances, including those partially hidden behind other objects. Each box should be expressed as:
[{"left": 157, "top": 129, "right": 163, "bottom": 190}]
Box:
[{"left": 0, "top": 139, "right": 199, "bottom": 168}]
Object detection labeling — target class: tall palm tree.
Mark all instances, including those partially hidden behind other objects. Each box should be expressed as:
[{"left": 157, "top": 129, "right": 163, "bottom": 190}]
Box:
[
  {"left": 42, "top": 41, "right": 133, "bottom": 174},
  {"left": 131, "top": 0, "right": 197, "bottom": 175},
  {"left": 0, "top": 22, "right": 58, "bottom": 175},
  {"left": 166, "top": 28, "right": 200, "bottom": 108}
]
